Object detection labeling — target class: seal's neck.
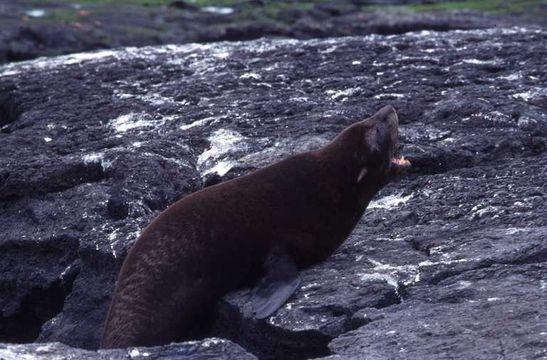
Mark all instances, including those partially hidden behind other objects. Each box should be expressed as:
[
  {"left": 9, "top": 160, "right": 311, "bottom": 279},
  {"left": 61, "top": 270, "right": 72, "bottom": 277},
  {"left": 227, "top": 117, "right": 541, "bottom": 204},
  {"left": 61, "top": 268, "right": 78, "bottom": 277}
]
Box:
[{"left": 316, "top": 130, "right": 375, "bottom": 213}]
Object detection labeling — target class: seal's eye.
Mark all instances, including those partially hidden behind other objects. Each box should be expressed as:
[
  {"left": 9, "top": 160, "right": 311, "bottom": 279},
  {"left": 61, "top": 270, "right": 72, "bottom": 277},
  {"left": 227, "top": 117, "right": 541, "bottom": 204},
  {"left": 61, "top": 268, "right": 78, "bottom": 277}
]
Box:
[
  {"left": 374, "top": 125, "right": 388, "bottom": 154},
  {"left": 363, "top": 123, "right": 389, "bottom": 162}
]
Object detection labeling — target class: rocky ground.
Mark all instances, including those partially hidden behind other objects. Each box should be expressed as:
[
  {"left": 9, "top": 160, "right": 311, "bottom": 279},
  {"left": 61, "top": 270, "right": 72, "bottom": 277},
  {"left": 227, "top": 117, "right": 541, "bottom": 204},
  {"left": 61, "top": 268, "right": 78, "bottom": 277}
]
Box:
[
  {"left": 1, "top": 0, "right": 546, "bottom": 63},
  {"left": 0, "top": 339, "right": 257, "bottom": 359},
  {"left": 0, "top": 22, "right": 546, "bottom": 360}
]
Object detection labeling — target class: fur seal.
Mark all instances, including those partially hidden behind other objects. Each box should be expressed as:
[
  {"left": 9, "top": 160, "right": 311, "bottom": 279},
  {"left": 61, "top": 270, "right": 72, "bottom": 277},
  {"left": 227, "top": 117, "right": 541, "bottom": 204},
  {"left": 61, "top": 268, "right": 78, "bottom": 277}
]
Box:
[{"left": 101, "top": 105, "right": 410, "bottom": 348}]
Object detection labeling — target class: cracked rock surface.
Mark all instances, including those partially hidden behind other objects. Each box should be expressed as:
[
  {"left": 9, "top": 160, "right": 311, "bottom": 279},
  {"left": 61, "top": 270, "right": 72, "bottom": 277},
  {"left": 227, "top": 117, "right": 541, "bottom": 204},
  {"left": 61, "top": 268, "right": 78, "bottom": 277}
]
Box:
[
  {"left": 0, "top": 26, "right": 546, "bottom": 359},
  {"left": 0, "top": 338, "right": 256, "bottom": 359}
]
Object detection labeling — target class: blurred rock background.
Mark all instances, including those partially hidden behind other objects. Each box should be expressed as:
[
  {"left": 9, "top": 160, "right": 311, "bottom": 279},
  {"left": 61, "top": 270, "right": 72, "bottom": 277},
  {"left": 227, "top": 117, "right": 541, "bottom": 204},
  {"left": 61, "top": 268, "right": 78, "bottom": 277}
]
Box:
[{"left": 0, "top": 0, "right": 545, "bottom": 63}]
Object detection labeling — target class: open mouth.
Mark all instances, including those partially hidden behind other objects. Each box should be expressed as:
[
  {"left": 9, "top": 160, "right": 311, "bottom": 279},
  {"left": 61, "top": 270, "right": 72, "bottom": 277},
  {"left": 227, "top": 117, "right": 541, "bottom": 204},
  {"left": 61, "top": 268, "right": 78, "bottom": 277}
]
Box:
[
  {"left": 391, "top": 156, "right": 411, "bottom": 168},
  {"left": 389, "top": 140, "right": 411, "bottom": 174}
]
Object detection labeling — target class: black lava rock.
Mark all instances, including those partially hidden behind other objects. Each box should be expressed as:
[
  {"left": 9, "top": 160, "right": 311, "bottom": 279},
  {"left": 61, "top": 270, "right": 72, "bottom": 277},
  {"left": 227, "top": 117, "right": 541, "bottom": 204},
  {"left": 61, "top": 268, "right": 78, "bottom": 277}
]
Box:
[{"left": 0, "top": 27, "right": 545, "bottom": 359}]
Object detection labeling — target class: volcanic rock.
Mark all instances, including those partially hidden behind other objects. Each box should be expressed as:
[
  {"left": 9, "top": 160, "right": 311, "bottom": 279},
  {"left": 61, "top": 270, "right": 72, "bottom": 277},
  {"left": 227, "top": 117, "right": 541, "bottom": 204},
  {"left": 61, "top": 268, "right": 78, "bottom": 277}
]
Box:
[
  {"left": 0, "top": 27, "right": 545, "bottom": 359},
  {"left": 0, "top": 338, "right": 256, "bottom": 359}
]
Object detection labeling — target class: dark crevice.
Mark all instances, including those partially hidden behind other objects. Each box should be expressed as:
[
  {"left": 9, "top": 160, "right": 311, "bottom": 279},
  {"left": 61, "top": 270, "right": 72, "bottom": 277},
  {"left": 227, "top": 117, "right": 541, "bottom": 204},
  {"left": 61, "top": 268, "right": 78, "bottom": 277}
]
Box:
[
  {"left": 212, "top": 300, "right": 331, "bottom": 360},
  {"left": 211, "top": 281, "right": 403, "bottom": 359},
  {"left": 233, "top": 329, "right": 331, "bottom": 360},
  {"left": 368, "top": 24, "right": 483, "bottom": 36},
  {"left": 504, "top": 246, "right": 547, "bottom": 266},
  {"left": 0, "top": 237, "right": 80, "bottom": 344},
  {"left": 407, "top": 238, "right": 432, "bottom": 257},
  {"left": 375, "top": 287, "right": 403, "bottom": 310},
  {"left": 0, "top": 90, "right": 22, "bottom": 133},
  {"left": 339, "top": 286, "right": 402, "bottom": 332},
  {"left": 198, "top": 24, "right": 490, "bottom": 44},
  {"left": 423, "top": 260, "right": 494, "bottom": 286},
  {"left": 0, "top": 267, "right": 79, "bottom": 343},
  {"left": 425, "top": 244, "right": 547, "bottom": 286},
  {"left": 0, "top": 161, "right": 107, "bottom": 201},
  {"left": 328, "top": 287, "right": 404, "bottom": 348}
]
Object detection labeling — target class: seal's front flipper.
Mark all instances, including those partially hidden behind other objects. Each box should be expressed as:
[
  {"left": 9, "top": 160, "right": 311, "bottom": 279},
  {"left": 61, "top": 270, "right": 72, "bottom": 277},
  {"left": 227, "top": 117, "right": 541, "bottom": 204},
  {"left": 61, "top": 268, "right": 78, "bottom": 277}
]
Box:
[{"left": 251, "top": 249, "right": 301, "bottom": 319}]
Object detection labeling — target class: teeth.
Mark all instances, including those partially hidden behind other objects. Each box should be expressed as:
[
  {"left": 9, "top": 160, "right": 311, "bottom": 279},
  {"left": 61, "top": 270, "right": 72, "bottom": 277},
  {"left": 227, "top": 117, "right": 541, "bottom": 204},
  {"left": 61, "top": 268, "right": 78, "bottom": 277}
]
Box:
[{"left": 392, "top": 156, "right": 411, "bottom": 167}]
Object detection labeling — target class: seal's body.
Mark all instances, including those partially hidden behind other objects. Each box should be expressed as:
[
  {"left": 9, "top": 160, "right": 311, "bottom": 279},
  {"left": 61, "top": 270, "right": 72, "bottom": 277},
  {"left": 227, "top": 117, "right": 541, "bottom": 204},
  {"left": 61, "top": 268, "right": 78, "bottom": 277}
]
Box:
[{"left": 102, "top": 106, "right": 410, "bottom": 348}]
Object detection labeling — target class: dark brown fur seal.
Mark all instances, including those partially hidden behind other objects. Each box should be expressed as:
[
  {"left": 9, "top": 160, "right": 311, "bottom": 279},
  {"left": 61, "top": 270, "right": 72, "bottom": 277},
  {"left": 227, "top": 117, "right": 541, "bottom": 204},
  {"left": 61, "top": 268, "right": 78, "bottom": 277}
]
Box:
[{"left": 101, "top": 105, "right": 410, "bottom": 348}]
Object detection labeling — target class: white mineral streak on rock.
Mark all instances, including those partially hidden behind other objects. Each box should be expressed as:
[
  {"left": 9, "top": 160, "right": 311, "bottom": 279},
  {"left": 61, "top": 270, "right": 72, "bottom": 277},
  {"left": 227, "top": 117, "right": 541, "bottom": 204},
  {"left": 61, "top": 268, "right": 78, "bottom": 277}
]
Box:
[
  {"left": 326, "top": 87, "right": 360, "bottom": 101},
  {"left": 25, "top": 9, "right": 46, "bottom": 17},
  {"left": 111, "top": 113, "right": 153, "bottom": 132},
  {"left": 359, "top": 257, "right": 471, "bottom": 291},
  {"left": 35, "top": 345, "right": 55, "bottom": 353},
  {"left": 59, "top": 265, "right": 72, "bottom": 280},
  {"left": 457, "top": 280, "right": 473, "bottom": 289},
  {"left": 197, "top": 129, "right": 247, "bottom": 177},
  {"left": 359, "top": 273, "right": 400, "bottom": 290},
  {"left": 141, "top": 152, "right": 192, "bottom": 168},
  {"left": 62, "top": 50, "right": 117, "bottom": 65},
  {"left": 373, "top": 93, "right": 405, "bottom": 100},
  {"left": 499, "top": 72, "right": 521, "bottom": 81},
  {"left": 113, "top": 90, "right": 134, "bottom": 99},
  {"left": 206, "top": 161, "right": 237, "bottom": 177},
  {"left": 184, "top": 337, "right": 226, "bottom": 348},
  {"left": 108, "top": 230, "right": 120, "bottom": 258},
  {"left": 0, "top": 49, "right": 118, "bottom": 76},
  {"left": 136, "top": 93, "right": 176, "bottom": 107},
  {"left": 301, "top": 282, "right": 320, "bottom": 290},
  {"left": 201, "top": 6, "right": 234, "bottom": 15},
  {"left": 470, "top": 204, "right": 500, "bottom": 218},
  {"left": 129, "top": 348, "right": 151, "bottom": 358},
  {"left": 110, "top": 112, "right": 176, "bottom": 133},
  {"left": 82, "top": 152, "right": 104, "bottom": 164},
  {"left": 0, "top": 347, "right": 31, "bottom": 360},
  {"left": 321, "top": 45, "right": 338, "bottom": 54},
  {"left": 512, "top": 91, "right": 534, "bottom": 102},
  {"left": 461, "top": 59, "right": 500, "bottom": 65},
  {"left": 0, "top": 344, "right": 70, "bottom": 360},
  {"left": 82, "top": 152, "right": 114, "bottom": 172},
  {"left": 368, "top": 192, "right": 413, "bottom": 210},
  {"left": 512, "top": 87, "right": 546, "bottom": 103},
  {"left": 240, "top": 72, "right": 262, "bottom": 80}
]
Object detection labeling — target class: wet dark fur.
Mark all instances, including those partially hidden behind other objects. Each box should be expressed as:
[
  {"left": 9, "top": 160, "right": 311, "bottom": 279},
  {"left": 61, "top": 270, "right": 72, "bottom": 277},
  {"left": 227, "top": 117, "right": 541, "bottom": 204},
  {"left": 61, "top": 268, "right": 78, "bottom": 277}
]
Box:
[{"left": 102, "top": 106, "right": 402, "bottom": 348}]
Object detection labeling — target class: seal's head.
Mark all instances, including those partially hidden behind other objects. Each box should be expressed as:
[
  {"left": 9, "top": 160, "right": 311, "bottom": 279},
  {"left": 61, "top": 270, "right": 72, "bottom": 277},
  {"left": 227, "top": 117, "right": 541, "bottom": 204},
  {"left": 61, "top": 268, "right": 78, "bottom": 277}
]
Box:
[{"left": 336, "top": 105, "right": 410, "bottom": 191}]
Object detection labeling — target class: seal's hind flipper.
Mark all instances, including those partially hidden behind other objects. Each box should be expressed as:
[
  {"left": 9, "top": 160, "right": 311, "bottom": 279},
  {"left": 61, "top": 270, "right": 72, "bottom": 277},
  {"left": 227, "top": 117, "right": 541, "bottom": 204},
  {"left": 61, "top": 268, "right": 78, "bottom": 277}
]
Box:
[{"left": 251, "top": 248, "right": 301, "bottom": 319}]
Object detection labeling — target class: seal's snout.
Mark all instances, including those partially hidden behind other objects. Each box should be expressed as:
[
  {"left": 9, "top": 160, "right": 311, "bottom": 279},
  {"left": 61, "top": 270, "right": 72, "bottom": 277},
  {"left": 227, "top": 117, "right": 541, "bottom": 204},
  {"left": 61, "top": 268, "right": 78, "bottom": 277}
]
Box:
[
  {"left": 377, "top": 106, "right": 411, "bottom": 173},
  {"left": 351, "top": 105, "right": 410, "bottom": 176},
  {"left": 367, "top": 105, "right": 410, "bottom": 174}
]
